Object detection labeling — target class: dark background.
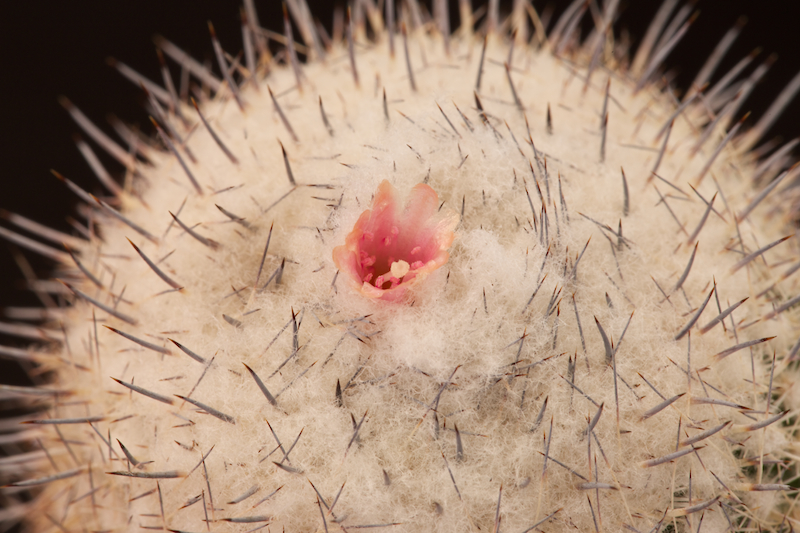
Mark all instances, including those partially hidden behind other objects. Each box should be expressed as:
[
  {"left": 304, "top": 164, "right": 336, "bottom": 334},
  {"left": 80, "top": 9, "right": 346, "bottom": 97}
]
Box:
[{"left": 0, "top": 1, "right": 799, "bottom": 385}]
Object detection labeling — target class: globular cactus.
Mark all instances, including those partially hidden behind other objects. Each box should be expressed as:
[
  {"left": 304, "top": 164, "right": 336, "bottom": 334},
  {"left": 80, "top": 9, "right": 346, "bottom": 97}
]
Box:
[{"left": 3, "top": 2, "right": 800, "bottom": 532}]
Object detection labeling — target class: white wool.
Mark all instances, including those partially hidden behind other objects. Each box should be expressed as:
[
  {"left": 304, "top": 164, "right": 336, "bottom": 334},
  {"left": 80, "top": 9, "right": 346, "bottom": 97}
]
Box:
[{"left": 13, "top": 17, "right": 800, "bottom": 533}]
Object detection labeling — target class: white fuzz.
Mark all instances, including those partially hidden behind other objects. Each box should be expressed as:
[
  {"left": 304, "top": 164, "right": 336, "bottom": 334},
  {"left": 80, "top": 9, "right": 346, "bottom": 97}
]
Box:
[{"left": 4, "top": 4, "right": 800, "bottom": 533}]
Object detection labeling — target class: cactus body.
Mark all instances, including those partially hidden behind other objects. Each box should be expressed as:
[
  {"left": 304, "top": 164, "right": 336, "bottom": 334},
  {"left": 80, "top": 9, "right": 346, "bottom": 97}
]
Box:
[{"left": 3, "top": 3, "right": 800, "bottom": 532}]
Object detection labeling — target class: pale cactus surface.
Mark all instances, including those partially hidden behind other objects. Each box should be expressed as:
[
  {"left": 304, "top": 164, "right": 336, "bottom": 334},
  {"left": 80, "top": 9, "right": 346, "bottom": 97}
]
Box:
[{"left": 3, "top": 2, "right": 800, "bottom": 533}]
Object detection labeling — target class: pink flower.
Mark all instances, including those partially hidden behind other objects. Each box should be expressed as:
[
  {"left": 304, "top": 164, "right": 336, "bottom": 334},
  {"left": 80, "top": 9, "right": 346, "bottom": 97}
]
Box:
[{"left": 333, "top": 180, "right": 459, "bottom": 302}]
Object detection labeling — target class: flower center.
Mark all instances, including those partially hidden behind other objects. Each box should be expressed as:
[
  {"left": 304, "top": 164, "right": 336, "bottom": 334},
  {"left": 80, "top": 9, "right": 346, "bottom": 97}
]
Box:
[
  {"left": 357, "top": 225, "right": 432, "bottom": 290},
  {"left": 391, "top": 260, "right": 410, "bottom": 279}
]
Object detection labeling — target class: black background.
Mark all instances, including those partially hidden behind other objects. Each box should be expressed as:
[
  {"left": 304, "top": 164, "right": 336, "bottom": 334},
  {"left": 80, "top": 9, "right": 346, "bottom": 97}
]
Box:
[{"left": 0, "top": 1, "right": 799, "bottom": 387}]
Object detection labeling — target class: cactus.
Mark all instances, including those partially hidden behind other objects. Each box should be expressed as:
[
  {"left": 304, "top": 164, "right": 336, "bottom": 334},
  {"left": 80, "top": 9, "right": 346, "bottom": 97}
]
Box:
[{"left": 2, "top": 2, "right": 800, "bottom": 532}]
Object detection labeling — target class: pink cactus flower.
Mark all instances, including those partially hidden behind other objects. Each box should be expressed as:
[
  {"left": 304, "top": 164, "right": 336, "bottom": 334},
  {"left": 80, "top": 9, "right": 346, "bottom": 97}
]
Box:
[{"left": 333, "top": 180, "right": 459, "bottom": 301}]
